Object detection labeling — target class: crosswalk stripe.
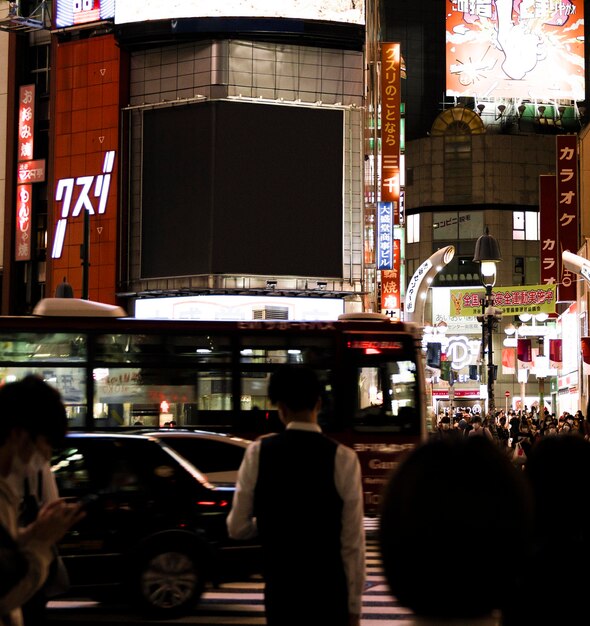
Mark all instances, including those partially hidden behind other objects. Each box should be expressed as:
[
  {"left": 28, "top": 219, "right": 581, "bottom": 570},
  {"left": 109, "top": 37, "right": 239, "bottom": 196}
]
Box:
[
  {"left": 194, "top": 519, "right": 412, "bottom": 624},
  {"left": 48, "top": 518, "right": 414, "bottom": 624}
]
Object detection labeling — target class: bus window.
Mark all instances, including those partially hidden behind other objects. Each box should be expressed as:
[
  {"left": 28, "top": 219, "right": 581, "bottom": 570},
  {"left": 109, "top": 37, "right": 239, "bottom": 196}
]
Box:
[
  {"left": 93, "top": 367, "right": 232, "bottom": 428},
  {"left": 354, "top": 361, "right": 420, "bottom": 434},
  {"left": 0, "top": 332, "right": 86, "bottom": 361},
  {"left": 93, "top": 333, "right": 232, "bottom": 364}
]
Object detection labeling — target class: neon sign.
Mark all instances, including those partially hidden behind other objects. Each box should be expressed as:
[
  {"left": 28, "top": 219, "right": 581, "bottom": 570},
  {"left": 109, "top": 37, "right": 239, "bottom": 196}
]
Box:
[{"left": 51, "top": 150, "right": 116, "bottom": 259}]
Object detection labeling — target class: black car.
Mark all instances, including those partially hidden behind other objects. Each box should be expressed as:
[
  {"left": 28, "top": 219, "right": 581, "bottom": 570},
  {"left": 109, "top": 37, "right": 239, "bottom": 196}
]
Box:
[
  {"left": 51, "top": 433, "right": 260, "bottom": 617},
  {"left": 138, "top": 429, "right": 251, "bottom": 485}
]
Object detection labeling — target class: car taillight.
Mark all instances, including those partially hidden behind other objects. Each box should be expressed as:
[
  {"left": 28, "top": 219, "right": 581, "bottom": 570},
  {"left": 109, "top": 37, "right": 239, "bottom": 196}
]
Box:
[{"left": 197, "top": 500, "right": 229, "bottom": 507}]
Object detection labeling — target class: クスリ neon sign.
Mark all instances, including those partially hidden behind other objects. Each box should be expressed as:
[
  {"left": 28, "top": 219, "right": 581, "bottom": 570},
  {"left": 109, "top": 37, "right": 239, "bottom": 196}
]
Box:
[{"left": 51, "top": 151, "right": 115, "bottom": 259}]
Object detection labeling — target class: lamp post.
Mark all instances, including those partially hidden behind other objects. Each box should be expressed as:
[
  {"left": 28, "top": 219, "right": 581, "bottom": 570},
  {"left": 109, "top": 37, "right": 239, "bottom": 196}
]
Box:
[{"left": 473, "top": 227, "right": 502, "bottom": 416}]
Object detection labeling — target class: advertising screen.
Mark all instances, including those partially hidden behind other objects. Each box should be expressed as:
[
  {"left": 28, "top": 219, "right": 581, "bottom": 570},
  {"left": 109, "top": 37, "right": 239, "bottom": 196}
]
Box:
[
  {"left": 446, "top": 0, "right": 584, "bottom": 100},
  {"left": 140, "top": 101, "right": 344, "bottom": 280},
  {"left": 115, "top": 0, "right": 365, "bottom": 25},
  {"left": 55, "top": 0, "right": 115, "bottom": 27}
]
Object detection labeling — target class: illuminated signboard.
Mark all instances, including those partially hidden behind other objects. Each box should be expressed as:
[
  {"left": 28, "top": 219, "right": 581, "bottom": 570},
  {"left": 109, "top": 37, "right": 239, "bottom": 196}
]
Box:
[
  {"left": 51, "top": 151, "right": 116, "bottom": 259},
  {"left": 446, "top": 0, "right": 584, "bottom": 100},
  {"left": 555, "top": 134, "right": 579, "bottom": 302},
  {"left": 55, "top": 0, "right": 115, "bottom": 28},
  {"left": 377, "top": 202, "right": 393, "bottom": 270},
  {"left": 115, "top": 0, "right": 365, "bottom": 25},
  {"left": 16, "top": 85, "right": 35, "bottom": 262},
  {"left": 449, "top": 284, "right": 557, "bottom": 317},
  {"left": 380, "top": 42, "right": 401, "bottom": 222}
]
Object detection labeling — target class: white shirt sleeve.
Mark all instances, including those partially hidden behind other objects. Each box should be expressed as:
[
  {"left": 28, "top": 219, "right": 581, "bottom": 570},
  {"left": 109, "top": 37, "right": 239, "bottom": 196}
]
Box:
[
  {"left": 335, "top": 444, "right": 365, "bottom": 615},
  {"left": 226, "top": 440, "right": 260, "bottom": 540}
]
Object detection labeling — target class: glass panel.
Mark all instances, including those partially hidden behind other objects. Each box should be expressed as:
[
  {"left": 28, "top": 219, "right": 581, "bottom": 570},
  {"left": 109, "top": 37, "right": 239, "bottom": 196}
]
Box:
[
  {"left": 239, "top": 335, "right": 333, "bottom": 366},
  {"left": 353, "top": 360, "right": 420, "bottom": 434},
  {"left": 525, "top": 211, "right": 539, "bottom": 240},
  {"left": 93, "top": 367, "right": 231, "bottom": 428},
  {"left": 0, "top": 367, "right": 87, "bottom": 426},
  {"left": 93, "top": 333, "right": 232, "bottom": 364},
  {"left": 239, "top": 367, "right": 335, "bottom": 433},
  {"left": 0, "top": 332, "right": 86, "bottom": 361}
]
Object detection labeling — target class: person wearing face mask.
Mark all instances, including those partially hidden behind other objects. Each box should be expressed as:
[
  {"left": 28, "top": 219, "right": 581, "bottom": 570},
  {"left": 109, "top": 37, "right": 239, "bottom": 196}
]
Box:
[
  {"left": 468, "top": 415, "right": 494, "bottom": 440},
  {"left": 0, "top": 375, "right": 85, "bottom": 626},
  {"left": 434, "top": 415, "right": 461, "bottom": 439}
]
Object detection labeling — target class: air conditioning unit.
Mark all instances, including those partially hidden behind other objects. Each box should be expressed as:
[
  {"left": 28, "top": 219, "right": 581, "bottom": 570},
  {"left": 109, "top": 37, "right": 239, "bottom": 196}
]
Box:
[{"left": 252, "top": 306, "right": 289, "bottom": 320}]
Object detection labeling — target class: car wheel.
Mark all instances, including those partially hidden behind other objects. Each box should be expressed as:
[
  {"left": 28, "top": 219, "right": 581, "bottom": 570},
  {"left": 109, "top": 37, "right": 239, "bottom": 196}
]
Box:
[{"left": 136, "top": 547, "right": 206, "bottom": 616}]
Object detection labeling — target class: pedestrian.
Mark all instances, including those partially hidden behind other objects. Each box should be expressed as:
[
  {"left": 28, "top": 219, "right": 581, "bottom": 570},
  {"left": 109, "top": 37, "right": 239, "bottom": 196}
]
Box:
[
  {"left": 379, "top": 436, "right": 533, "bottom": 624},
  {"left": 468, "top": 415, "right": 493, "bottom": 440},
  {"left": 11, "top": 376, "right": 75, "bottom": 626},
  {"left": 458, "top": 412, "right": 472, "bottom": 436},
  {"left": 433, "top": 415, "right": 460, "bottom": 439},
  {"left": 0, "top": 376, "right": 85, "bottom": 626},
  {"left": 504, "top": 434, "right": 590, "bottom": 625},
  {"left": 227, "top": 364, "right": 365, "bottom": 626}
]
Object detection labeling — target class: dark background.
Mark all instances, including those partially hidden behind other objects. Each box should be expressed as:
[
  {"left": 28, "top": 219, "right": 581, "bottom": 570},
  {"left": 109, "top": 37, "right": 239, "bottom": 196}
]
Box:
[{"left": 141, "top": 101, "right": 344, "bottom": 279}]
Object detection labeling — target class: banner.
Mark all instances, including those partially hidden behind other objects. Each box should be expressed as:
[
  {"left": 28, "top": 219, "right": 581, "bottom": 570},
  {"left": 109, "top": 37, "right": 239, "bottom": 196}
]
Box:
[
  {"left": 449, "top": 284, "right": 557, "bottom": 317},
  {"left": 556, "top": 135, "right": 579, "bottom": 302},
  {"left": 426, "top": 342, "right": 442, "bottom": 369},
  {"left": 581, "top": 337, "right": 590, "bottom": 375},
  {"left": 539, "top": 175, "right": 558, "bottom": 286},
  {"left": 517, "top": 338, "right": 533, "bottom": 370},
  {"left": 380, "top": 42, "right": 401, "bottom": 224},
  {"left": 502, "top": 348, "right": 516, "bottom": 374},
  {"left": 549, "top": 338, "right": 562, "bottom": 369}
]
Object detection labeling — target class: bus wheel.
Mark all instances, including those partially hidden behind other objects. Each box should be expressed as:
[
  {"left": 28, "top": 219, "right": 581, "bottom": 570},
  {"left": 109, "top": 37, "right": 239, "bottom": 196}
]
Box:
[{"left": 135, "top": 547, "right": 206, "bottom": 616}]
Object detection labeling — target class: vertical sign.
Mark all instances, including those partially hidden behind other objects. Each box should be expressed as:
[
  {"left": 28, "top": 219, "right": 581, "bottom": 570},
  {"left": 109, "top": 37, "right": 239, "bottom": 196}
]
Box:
[
  {"left": 380, "top": 42, "right": 400, "bottom": 224},
  {"left": 377, "top": 201, "right": 393, "bottom": 269},
  {"left": 381, "top": 240, "right": 401, "bottom": 317},
  {"left": 16, "top": 84, "right": 35, "bottom": 261},
  {"left": 556, "top": 135, "right": 579, "bottom": 302},
  {"left": 539, "top": 175, "right": 558, "bottom": 286}
]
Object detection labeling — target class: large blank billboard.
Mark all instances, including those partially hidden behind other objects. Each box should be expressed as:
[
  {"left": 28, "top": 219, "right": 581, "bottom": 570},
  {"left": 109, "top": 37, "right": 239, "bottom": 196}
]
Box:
[
  {"left": 446, "top": 0, "right": 584, "bottom": 100},
  {"left": 116, "top": 0, "right": 364, "bottom": 25},
  {"left": 141, "top": 101, "right": 344, "bottom": 280}
]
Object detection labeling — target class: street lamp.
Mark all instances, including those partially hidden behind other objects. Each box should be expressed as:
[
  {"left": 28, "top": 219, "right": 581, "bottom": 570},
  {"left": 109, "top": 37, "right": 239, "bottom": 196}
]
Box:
[{"left": 473, "top": 227, "right": 502, "bottom": 416}]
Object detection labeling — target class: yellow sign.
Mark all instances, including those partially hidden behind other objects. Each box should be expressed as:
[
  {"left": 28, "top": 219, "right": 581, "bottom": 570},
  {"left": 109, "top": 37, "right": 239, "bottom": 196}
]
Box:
[{"left": 450, "top": 284, "right": 557, "bottom": 317}]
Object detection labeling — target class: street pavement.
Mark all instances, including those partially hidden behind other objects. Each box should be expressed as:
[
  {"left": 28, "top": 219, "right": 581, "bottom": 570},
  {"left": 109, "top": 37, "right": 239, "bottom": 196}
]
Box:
[{"left": 47, "top": 518, "right": 414, "bottom": 625}]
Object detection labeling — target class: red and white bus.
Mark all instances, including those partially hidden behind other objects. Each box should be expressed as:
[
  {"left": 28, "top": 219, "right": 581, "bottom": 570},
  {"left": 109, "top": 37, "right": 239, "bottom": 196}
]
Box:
[{"left": 0, "top": 299, "right": 427, "bottom": 513}]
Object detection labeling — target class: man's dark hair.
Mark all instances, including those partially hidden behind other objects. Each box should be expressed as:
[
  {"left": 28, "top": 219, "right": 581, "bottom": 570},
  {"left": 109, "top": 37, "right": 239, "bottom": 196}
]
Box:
[
  {"left": 0, "top": 375, "right": 67, "bottom": 447},
  {"left": 268, "top": 365, "right": 323, "bottom": 412}
]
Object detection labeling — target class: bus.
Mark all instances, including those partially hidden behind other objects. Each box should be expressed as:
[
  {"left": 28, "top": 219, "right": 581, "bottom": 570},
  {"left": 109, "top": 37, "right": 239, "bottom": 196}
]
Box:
[{"left": 0, "top": 298, "right": 427, "bottom": 513}]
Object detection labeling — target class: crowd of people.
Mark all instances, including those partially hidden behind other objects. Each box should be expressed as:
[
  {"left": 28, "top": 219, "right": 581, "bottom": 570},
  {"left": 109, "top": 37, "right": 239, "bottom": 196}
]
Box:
[{"left": 434, "top": 405, "right": 589, "bottom": 459}]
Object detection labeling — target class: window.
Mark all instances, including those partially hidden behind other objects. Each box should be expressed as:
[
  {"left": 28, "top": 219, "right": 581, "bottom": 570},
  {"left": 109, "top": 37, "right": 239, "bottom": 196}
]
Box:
[
  {"left": 513, "top": 211, "right": 539, "bottom": 240},
  {"left": 433, "top": 211, "right": 483, "bottom": 241},
  {"left": 407, "top": 213, "right": 420, "bottom": 243}
]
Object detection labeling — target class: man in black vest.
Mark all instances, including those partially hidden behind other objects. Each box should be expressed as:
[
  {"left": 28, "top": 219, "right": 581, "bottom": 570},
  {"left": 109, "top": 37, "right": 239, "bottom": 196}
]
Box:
[{"left": 227, "top": 365, "right": 365, "bottom": 626}]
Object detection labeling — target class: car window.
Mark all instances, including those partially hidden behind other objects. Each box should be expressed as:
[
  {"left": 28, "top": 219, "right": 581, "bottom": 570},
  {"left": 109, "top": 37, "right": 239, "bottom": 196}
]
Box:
[{"left": 158, "top": 438, "right": 245, "bottom": 473}]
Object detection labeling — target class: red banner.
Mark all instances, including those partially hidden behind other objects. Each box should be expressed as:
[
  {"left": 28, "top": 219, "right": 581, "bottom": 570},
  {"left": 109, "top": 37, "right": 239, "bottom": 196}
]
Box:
[
  {"left": 549, "top": 338, "right": 562, "bottom": 369},
  {"left": 517, "top": 338, "right": 533, "bottom": 369},
  {"left": 556, "top": 135, "right": 579, "bottom": 302},
  {"left": 581, "top": 337, "right": 590, "bottom": 365},
  {"left": 15, "top": 184, "right": 32, "bottom": 262},
  {"left": 18, "top": 85, "right": 35, "bottom": 162},
  {"left": 16, "top": 84, "right": 36, "bottom": 262},
  {"left": 539, "top": 174, "right": 558, "bottom": 287}
]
